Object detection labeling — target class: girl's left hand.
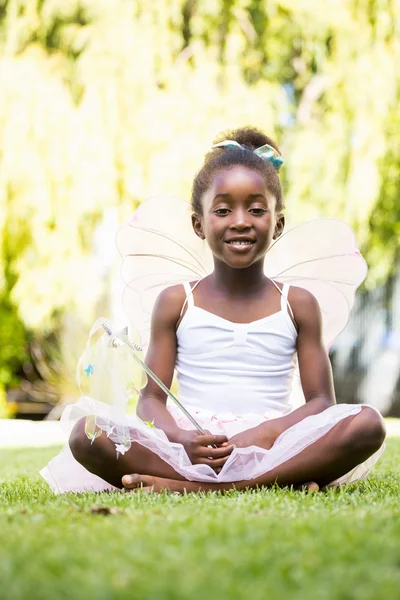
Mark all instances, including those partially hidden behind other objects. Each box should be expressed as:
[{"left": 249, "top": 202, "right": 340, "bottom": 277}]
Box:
[{"left": 229, "top": 421, "right": 282, "bottom": 451}]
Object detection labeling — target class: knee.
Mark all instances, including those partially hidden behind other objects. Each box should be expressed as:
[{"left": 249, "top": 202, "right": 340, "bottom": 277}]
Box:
[
  {"left": 343, "top": 407, "right": 386, "bottom": 454},
  {"left": 69, "top": 417, "right": 93, "bottom": 465}
]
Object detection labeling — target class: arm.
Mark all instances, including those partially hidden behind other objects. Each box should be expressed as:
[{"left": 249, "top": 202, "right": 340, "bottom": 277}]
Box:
[
  {"left": 269, "top": 287, "right": 335, "bottom": 434},
  {"left": 230, "top": 287, "right": 336, "bottom": 449},
  {"left": 136, "top": 285, "right": 234, "bottom": 467},
  {"left": 136, "top": 285, "right": 185, "bottom": 443}
]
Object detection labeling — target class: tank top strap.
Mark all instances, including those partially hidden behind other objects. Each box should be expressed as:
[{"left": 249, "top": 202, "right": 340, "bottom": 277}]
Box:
[
  {"left": 180, "top": 280, "right": 201, "bottom": 318},
  {"left": 270, "top": 280, "right": 295, "bottom": 322}
]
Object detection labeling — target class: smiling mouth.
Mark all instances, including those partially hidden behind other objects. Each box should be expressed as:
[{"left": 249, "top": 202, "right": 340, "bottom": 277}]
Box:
[{"left": 225, "top": 240, "right": 255, "bottom": 247}]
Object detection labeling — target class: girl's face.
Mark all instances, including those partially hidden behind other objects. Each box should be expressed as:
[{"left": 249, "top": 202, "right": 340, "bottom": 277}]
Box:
[{"left": 192, "top": 166, "right": 284, "bottom": 269}]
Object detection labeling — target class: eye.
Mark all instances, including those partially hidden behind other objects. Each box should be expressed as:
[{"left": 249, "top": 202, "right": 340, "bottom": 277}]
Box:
[
  {"left": 214, "top": 208, "right": 231, "bottom": 216},
  {"left": 249, "top": 208, "right": 267, "bottom": 215}
]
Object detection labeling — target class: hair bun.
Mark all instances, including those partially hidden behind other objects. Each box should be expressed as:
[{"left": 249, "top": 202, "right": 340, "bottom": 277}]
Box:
[{"left": 212, "top": 126, "right": 280, "bottom": 154}]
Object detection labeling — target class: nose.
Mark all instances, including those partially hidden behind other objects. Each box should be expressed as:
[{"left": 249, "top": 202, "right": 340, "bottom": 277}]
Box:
[{"left": 231, "top": 208, "right": 251, "bottom": 230}]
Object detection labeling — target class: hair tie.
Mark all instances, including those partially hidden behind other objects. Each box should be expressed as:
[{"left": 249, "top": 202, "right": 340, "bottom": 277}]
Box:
[{"left": 211, "top": 139, "right": 284, "bottom": 170}]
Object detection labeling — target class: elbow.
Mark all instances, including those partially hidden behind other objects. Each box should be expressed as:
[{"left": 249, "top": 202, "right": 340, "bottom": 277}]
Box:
[
  {"left": 305, "top": 394, "right": 335, "bottom": 411},
  {"left": 136, "top": 397, "right": 146, "bottom": 419},
  {"left": 135, "top": 394, "right": 165, "bottom": 419},
  {"left": 322, "top": 395, "right": 336, "bottom": 409}
]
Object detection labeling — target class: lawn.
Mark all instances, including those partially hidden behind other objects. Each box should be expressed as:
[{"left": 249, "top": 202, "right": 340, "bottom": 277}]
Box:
[{"left": 1, "top": 442, "right": 400, "bottom": 600}]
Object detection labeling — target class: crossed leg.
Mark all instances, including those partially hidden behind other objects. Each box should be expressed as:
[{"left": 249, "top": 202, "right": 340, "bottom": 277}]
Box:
[
  {"left": 69, "top": 417, "right": 186, "bottom": 488},
  {"left": 69, "top": 406, "right": 386, "bottom": 493}
]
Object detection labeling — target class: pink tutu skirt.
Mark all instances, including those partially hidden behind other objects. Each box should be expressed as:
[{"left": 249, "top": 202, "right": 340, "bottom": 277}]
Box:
[{"left": 40, "top": 397, "right": 385, "bottom": 494}]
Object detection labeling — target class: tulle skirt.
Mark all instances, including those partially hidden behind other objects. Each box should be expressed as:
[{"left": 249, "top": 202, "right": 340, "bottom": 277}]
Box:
[{"left": 40, "top": 397, "right": 385, "bottom": 494}]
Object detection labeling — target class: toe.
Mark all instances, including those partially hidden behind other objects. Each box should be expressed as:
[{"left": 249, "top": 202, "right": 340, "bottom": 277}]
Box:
[
  {"left": 304, "top": 481, "right": 320, "bottom": 493},
  {"left": 295, "top": 481, "right": 320, "bottom": 493},
  {"left": 122, "top": 473, "right": 147, "bottom": 488}
]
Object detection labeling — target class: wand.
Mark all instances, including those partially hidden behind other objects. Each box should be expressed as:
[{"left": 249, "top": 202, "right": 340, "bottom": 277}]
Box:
[{"left": 100, "top": 319, "right": 206, "bottom": 435}]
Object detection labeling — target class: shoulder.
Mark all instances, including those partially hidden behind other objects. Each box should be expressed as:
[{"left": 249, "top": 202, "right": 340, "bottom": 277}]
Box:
[
  {"left": 152, "top": 284, "right": 187, "bottom": 326},
  {"left": 287, "top": 285, "right": 322, "bottom": 328},
  {"left": 156, "top": 283, "right": 187, "bottom": 306}
]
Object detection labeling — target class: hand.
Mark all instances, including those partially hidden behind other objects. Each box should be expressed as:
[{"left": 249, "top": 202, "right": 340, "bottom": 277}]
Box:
[
  {"left": 229, "top": 421, "right": 283, "bottom": 451},
  {"left": 177, "top": 429, "right": 235, "bottom": 471}
]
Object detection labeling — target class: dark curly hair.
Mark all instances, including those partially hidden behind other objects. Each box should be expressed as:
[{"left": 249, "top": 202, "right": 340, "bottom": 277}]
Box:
[{"left": 191, "top": 127, "right": 283, "bottom": 214}]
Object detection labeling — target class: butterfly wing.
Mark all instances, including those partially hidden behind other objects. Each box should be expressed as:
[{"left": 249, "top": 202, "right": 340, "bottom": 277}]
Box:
[
  {"left": 264, "top": 218, "right": 367, "bottom": 347},
  {"left": 118, "top": 199, "right": 366, "bottom": 349},
  {"left": 117, "top": 195, "right": 213, "bottom": 349}
]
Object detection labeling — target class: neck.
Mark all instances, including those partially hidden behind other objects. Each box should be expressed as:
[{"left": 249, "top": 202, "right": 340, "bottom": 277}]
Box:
[{"left": 210, "top": 259, "right": 266, "bottom": 295}]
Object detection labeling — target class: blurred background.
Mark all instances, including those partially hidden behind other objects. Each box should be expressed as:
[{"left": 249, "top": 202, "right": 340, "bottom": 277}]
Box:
[{"left": 0, "top": 0, "right": 399, "bottom": 422}]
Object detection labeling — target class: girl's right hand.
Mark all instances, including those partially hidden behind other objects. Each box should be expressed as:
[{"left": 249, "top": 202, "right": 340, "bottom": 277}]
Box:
[{"left": 177, "top": 430, "right": 235, "bottom": 470}]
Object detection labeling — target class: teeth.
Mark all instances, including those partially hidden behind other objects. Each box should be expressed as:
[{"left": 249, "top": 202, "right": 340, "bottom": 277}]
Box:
[{"left": 227, "top": 241, "right": 253, "bottom": 245}]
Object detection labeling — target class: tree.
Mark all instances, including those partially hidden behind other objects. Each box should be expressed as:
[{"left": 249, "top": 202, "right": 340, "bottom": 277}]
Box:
[{"left": 0, "top": 0, "right": 399, "bottom": 407}]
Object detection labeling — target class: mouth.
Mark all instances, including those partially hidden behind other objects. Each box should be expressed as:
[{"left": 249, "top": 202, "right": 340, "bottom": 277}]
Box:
[{"left": 224, "top": 238, "right": 256, "bottom": 251}]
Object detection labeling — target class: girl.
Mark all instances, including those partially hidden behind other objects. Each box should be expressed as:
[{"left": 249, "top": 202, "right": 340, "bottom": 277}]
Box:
[{"left": 42, "top": 127, "right": 386, "bottom": 494}]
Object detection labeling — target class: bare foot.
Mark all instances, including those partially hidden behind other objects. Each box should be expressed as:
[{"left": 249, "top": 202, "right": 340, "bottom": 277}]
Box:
[
  {"left": 121, "top": 474, "right": 239, "bottom": 494},
  {"left": 122, "top": 474, "right": 186, "bottom": 493},
  {"left": 122, "top": 474, "right": 321, "bottom": 495}
]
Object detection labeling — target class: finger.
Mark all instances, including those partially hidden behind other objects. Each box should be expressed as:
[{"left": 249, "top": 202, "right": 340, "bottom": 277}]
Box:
[
  {"left": 196, "top": 434, "right": 228, "bottom": 446},
  {"left": 195, "top": 456, "right": 230, "bottom": 468},
  {"left": 195, "top": 444, "right": 235, "bottom": 458}
]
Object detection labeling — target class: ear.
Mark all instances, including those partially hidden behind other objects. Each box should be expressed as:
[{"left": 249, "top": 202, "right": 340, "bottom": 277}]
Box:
[
  {"left": 192, "top": 213, "right": 205, "bottom": 239},
  {"left": 273, "top": 213, "right": 285, "bottom": 240}
]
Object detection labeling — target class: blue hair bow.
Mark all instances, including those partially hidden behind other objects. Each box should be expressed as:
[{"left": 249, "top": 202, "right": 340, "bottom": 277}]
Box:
[{"left": 211, "top": 139, "right": 284, "bottom": 170}]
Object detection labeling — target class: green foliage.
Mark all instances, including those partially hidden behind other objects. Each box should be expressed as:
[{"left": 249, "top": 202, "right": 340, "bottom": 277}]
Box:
[
  {"left": 1, "top": 440, "right": 400, "bottom": 599},
  {"left": 0, "top": 292, "right": 29, "bottom": 386},
  {"left": 0, "top": 385, "right": 10, "bottom": 417},
  {"left": 366, "top": 109, "right": 400, "bottom": 280},
  {"left": 0, "top": 214, "right": 31, "bottom": 410},
  {"left": 0, "top": 0, "right": 399, "bottom": 403}
]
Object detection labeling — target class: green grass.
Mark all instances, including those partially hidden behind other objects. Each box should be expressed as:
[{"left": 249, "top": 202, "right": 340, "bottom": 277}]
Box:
[{"left": 1, "top": 443, "right": 400, "bottom": 600}]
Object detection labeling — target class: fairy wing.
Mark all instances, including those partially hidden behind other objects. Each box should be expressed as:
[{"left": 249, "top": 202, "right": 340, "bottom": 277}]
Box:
[
  {"left": 117, "top": 195, "right": 213, "bottom": 349},
  {"left": 117, "top": 196, "right": 367, "bottom": 350},
  {"left": 263, "top": 218, "right": 367, "bottom": 348}
]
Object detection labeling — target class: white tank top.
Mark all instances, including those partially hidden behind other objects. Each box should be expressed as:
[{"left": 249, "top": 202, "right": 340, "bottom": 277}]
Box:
[{"left": 175, "top": 282, "right": 297, "bottom": 416}]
